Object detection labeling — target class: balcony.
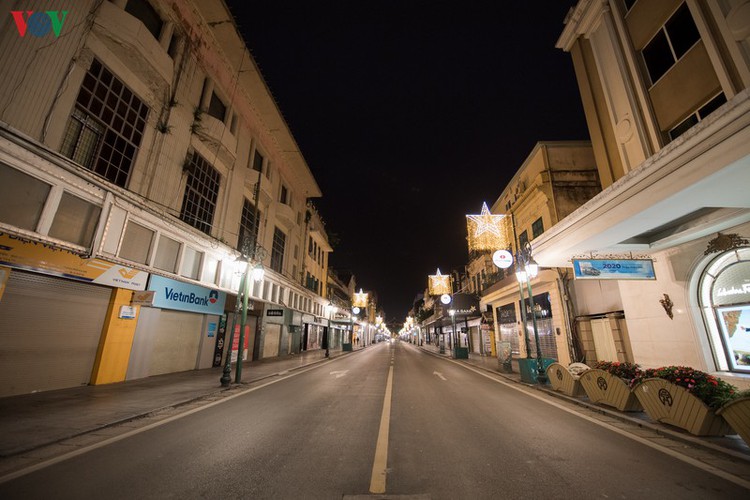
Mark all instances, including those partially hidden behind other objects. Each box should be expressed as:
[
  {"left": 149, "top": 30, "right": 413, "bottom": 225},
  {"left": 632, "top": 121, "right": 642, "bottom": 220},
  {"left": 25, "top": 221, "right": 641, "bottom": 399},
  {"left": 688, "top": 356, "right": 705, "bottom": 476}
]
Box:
[
  {"left": 193, "top": 114, "right": 237, "bottom": 166},
  {"left": 92, "top": 2, "right": 172, "bottom": 88},
  {"left": 274, "top": 201, "right": 296, "bottom": 230}
]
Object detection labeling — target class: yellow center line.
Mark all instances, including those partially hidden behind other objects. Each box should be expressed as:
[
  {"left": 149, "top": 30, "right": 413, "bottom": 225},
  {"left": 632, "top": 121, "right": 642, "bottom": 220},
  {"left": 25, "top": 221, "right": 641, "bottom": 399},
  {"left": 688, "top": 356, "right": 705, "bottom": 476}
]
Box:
[{"left": 369, "top": 364, "right": 394, "bottom": 494}]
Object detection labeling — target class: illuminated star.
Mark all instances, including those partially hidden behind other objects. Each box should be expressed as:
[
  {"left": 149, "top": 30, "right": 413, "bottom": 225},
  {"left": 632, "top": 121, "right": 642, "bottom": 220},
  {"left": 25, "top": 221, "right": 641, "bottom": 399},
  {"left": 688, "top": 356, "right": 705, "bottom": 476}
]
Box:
[
  {"left": 467, "top": 202, "right": 504, "bottom": 237},
  {"left": 429, "top": 268, "right": 451, "bottom": 295}
]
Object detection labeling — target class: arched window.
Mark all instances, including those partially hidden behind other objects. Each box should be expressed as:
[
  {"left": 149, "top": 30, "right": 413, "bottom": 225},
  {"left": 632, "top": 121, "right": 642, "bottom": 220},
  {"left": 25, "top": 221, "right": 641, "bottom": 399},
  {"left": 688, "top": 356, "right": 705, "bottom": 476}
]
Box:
[{"left": 699, "top": 247, "right": 750, "bottom": 373}]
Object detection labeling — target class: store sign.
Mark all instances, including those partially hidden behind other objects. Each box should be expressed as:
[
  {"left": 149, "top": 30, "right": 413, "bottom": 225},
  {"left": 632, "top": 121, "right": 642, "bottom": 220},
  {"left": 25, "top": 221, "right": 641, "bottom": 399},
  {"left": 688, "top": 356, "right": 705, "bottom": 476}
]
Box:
[
  {"left": 266, "top": 309, "right": 284, "bottom": 317},
  {"left": 712, "top": 262, "right": 750, "bottom": 306},
  {"left": 572, "top": 259, "right": 656, "bottom": 280},
  {"left": 131, "top": 290, "right": 155, "bottom": 306},
  {"left": 492, "top": 250, "right": 513, "bottom": 269},
  {"left": 0, "top": 266, "right": 9, "bottom": 302},
  {"left": 148, "top": 275, "right": 225, "bottom": 314},
  {"left": 0, "top": 232, "right": 148, "bottom": 290}
]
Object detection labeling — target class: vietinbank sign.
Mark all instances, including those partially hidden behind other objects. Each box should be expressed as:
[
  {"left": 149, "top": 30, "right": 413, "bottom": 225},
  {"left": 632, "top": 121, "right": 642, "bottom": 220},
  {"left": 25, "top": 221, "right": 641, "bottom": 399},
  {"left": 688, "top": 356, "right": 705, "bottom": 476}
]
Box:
[{"left": 148, "top": 275, "right": 226, "bottom": 315}]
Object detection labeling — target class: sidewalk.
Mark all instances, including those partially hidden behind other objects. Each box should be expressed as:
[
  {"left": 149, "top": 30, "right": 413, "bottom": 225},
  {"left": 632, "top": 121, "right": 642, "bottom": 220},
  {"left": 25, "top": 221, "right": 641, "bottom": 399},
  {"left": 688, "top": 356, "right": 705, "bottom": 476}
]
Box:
[
  {"left": 0, "top": 347, "right": 353, "bottom": 458},
  {"left": 417, "top": 342, "right": 750, "bottom": 459}
]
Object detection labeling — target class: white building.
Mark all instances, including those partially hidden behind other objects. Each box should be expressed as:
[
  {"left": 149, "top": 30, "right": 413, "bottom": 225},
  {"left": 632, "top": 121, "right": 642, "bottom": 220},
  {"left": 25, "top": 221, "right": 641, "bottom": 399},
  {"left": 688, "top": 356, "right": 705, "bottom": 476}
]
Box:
[
  {"left": 0, "top": 0, "right": 332, "bottom": 396},
  {"left": 535, "top": 0, "right": 750, "bottom": 387}
]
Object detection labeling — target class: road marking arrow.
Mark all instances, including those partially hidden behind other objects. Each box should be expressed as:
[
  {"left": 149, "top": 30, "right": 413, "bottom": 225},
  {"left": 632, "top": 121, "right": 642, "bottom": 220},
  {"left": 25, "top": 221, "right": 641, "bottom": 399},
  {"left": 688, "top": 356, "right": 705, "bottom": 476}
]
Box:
[
  {"left": 433, "top": 371, "right": 446, "bottom": 381},
  {"left": 330, "top": 370, "right": 349, "bottom": 378}
]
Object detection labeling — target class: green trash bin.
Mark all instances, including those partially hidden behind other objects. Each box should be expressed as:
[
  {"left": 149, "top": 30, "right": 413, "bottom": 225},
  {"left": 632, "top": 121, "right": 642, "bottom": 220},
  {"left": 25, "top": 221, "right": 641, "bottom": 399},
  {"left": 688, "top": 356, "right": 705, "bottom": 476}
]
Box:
[
  {"left": 518, "top": 358, "right": 555, "bottom": 384},
  {"left": 453, "top": 347, "right": 469, "bottom": 359},
  {"left": 342, "top": 343, "right": 353, "bottom": 351}
]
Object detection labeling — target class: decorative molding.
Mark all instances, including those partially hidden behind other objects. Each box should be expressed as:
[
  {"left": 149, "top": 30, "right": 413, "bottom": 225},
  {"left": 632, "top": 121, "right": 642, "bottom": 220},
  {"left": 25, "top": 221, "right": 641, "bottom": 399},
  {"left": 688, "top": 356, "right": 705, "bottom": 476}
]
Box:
[
  {"left": 659, "top": 294, "right": 674, "bottom": 320},
  {"left": 704, "top": 233, "right": 749, "bottom": 255}
]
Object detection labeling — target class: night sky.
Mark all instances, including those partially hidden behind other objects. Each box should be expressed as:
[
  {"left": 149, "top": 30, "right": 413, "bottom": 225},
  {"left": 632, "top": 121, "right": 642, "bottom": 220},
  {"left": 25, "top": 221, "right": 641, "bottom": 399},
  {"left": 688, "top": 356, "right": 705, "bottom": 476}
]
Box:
[{"left": 225, "top": 1, "right": 589, "bottom": 322}]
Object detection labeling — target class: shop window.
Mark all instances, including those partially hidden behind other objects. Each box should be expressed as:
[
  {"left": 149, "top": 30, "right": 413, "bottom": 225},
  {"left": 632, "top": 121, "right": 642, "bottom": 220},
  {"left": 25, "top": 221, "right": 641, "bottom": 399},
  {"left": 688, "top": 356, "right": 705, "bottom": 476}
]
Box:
[
  {"left": 0, "top": 163, "right": 50, "bottom": 231},
  {"left": 700, "top": 248, "right": 750, "bottom": 373},
  {"left": 180, "top": 151, "right": 220, "bottom": 235},
  {"left": 48, "top": 192, "right": 101, "bottom": 247},
  {"left": 180, "top": 246, "right": 202, "bottom": 280},
  {"left": 154, "top": 234, "right": 180, "bottom": 272},
  {"left": 669, "top": 93, "right": 727, "bottom": 140},
  {"left": 124, "top": 0, "right": 163, "bottom": 41},
  {"left": 61, "top": 58, "right": 149, "bottom": 188},
  {"left": 119, "top": 221, "right": 154, "bottom": 264},
  {"left": 642, "top": 3, "right": 700, "bottom": 85}
]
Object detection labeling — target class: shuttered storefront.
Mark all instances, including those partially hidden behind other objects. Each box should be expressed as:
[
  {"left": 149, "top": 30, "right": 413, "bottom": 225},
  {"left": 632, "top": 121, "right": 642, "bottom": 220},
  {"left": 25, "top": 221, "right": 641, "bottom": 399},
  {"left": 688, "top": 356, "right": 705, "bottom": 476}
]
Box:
[
  {"left": 127, "top": 308, "right": 204, "bottom": 379},
  {"left": 263, "top": 323, "right": 281, "bottom": 358},
  {"left": 0, "top": 270, "right": 110, "bottom": 397}
]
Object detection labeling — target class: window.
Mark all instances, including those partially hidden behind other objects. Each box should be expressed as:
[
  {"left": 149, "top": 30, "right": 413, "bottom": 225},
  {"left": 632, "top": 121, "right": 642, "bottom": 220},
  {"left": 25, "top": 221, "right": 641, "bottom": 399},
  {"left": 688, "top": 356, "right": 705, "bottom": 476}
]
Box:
[
  {"left": 252, "top": 150, "right": 264, "bottom": 173},
  {"left": 180, "top": 152, "right": 221, "bottom": 235},
  {"left": 238, "top": 198, "right": 261, "bottom": 250},
  {"left": 61, "top": 59, "right": 149, "bottom": 188},
  {"left": 280, "top": 184, "right": 289, "bottom": 205},
  {"left": 642, "top": 3, "right": 700, "bottom": 84},
  {"left": 154, "top": 235, "right": 180, "bottom": 272},
  {"left": 124, "top": 0, "right": 163, "bottom": 40},
  {"left": 519, "top": 230, "right": 529, "bottom": 249},
  {"left": 308, "top": 235, "right": 313, "bottom": 254},
  {"left": 271, "top": 227, "right": 286, "bottom": 273},
  {"left": 669, "top": 93, "right": 727, "bottom": 140},
  {"left": 532, "top": 217, "right": 544, "bottom": 239},
  {"left": 0, "top": 163, "right": 50, "bottom": 231},
  {"left": 119, "top": 221, "right": 154, "bottom": 264},
  {"left": 180, "top": 247, "right": 202, "bottom": 280},
  {"left": 622, "top": 0, "right": 637, "bottom": 12},
  {"left": 48, "top": 192, "right": 101, "bottom": 247},
  {"left": 207, "top": 91, "right": 226, "bottom": 122}
]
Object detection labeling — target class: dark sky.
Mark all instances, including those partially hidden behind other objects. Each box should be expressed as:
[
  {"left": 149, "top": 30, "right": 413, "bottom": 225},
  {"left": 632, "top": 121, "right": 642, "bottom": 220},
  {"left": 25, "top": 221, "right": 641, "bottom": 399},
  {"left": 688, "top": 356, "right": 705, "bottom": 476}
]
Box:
[{"left": 225, "top": 1, "right": 589, "bottom": 323}]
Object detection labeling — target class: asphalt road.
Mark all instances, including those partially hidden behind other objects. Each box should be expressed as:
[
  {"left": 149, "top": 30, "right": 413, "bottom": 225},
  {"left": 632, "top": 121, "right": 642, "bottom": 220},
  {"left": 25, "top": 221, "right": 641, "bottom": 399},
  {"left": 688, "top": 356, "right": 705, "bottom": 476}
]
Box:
[{"left": 1, "top": 341, "right": 749, "bottom": 499}]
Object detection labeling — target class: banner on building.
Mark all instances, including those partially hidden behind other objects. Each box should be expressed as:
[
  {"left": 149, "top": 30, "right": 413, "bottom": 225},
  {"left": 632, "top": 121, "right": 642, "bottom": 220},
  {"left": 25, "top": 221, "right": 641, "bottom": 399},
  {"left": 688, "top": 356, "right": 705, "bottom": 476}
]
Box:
[
  {"left": 572, "top": 259, "right": 656, "bottom": 280},
  {"left": 0, "top": 232, "right": 148, "bottom": 290}
]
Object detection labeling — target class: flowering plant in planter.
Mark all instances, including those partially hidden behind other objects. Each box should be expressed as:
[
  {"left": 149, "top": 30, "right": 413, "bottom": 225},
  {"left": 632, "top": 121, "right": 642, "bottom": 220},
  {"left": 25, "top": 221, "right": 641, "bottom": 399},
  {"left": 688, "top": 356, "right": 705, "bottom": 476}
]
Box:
[
  {"left": 593, "top": 361, "right": 642, "bottom": 381},
  {"left": 631, "top": 366, "right": 737, "bottom": 409}
]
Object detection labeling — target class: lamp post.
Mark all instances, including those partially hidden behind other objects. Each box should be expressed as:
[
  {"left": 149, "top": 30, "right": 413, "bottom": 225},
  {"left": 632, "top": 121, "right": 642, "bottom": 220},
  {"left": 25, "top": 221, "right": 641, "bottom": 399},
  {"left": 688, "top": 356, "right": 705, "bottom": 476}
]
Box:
[
  {"left": 448, "top": 308, "right": 457, "bottom": 357},
  {"left": 516, "top": 240, "right": 546, "bottom": 384},
  {"left": 325, "top": 302, "right": 337, "bottom": 357}
]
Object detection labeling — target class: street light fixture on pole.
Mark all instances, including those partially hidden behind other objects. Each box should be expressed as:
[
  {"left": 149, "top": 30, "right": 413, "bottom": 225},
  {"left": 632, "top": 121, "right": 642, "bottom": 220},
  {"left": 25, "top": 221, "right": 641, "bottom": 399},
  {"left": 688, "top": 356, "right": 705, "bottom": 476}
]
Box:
[{"left": 516, "top": 240, "right": 546, "bottom": 384}]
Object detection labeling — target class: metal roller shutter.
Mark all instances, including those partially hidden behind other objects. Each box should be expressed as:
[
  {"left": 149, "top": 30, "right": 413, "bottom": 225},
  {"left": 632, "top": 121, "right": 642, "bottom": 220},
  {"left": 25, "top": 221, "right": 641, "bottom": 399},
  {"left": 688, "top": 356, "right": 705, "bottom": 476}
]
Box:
[
  {"left": 0, "top": 270, "right": 110, "bottom": 397},
  {"left": 263, "top": 323, "right": 281, "bottom": 358}
]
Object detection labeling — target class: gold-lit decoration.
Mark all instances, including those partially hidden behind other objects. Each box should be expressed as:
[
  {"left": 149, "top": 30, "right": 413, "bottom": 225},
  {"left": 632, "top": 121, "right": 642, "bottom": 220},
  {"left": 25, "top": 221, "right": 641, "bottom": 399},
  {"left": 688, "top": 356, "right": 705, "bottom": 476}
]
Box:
[
  {"left": 466, "top": 202, "right": 510, "bottom": 252},
  {"left": 353, "top": 288, "right": 369, "bottom": 308},
  {"left": 428, "top": 268, "right": 452, "bottom": 296}
]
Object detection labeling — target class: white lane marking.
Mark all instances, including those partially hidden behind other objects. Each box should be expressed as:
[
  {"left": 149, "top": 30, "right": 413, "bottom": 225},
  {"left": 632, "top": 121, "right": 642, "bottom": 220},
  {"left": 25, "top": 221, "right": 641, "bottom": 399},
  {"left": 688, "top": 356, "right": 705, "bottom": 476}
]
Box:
[
  {"left": 370, "top": 365, "right": 394, "bottom": 494},
  {"left": 0, "top": 360, "right": 341, "bottom": 484},
  {"left": 433, "top": 371, "right": 446, "bottom": 381},
  {"left": 329, "top": 370, "right": 349, "bottom": 378},
  {"left": 452, "top": 361, "right": 750, "bottom": 491}
]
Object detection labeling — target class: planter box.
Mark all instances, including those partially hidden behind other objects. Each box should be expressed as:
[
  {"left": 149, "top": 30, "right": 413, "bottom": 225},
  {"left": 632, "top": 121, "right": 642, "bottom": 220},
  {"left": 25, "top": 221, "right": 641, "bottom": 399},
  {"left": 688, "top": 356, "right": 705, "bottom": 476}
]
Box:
[
  {"left": 579, "top": 369, "right": 642, "bottom": 411},
  {"left": 717, "top": 397, "right": 750, "bottom": 444},
  {"left": 633, "top": 378, "right": 732, "bottom": 436},
  {"left": 546, "top": 362, "right": 586, "bottom": 397}
]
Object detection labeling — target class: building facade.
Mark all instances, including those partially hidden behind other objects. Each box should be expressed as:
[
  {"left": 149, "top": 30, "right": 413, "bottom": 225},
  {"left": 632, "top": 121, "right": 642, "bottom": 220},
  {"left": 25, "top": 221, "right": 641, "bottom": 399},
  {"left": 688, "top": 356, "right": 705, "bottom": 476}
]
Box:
[
  {"left": 0, "top": 0, "right": 332, "bottom": 397},
  {"left": 534, "top": 0, "right": 750, "bottom": 386},
  {"left": 479, "top": 141, "right": 600, "bottom": 367}
]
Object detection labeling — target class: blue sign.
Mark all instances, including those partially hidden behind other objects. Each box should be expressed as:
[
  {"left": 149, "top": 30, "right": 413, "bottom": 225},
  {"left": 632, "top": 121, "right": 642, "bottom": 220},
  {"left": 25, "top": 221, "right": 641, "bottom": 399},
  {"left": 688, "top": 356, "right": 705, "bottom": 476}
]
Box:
[
  {"left": 148, "top": 275, "right": 226, "bottom": 314},
  {"left": 573, "top": 259, "right": 656, "bottom": 280}
]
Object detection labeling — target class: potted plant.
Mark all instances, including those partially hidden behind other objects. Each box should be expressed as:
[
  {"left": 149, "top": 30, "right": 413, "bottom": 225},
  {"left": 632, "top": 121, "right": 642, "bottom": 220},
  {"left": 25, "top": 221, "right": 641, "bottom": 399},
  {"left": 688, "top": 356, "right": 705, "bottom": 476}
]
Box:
[
  {"left": 546, "top": 362, "right": 588, "bottom": 397},
  {"left": 631, "top": 366, "right": 735, "bottom": 436},
  {"left": 717, "top": 389, "right": 750, "bottom": 445},
  {"left": 578, "top": 361, "right": 643, "bottom": 411}
]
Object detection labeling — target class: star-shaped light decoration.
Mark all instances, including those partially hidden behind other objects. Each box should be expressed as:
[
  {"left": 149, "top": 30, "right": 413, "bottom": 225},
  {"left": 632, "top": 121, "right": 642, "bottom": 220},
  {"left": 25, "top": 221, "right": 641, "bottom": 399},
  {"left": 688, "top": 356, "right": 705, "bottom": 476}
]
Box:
[
  {"left": 428, "top": 268, "right": 452, "bottom": 296},
  {"left": 353, "top": 288, "right": 369, "bottom": 308},
  {"left": 466, "top": 202, "right": 510, "bottom": 252}
]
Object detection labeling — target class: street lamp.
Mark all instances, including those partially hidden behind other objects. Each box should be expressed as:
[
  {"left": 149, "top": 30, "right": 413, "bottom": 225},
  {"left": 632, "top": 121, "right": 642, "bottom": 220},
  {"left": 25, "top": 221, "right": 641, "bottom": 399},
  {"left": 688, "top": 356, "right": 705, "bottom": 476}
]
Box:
[
  {"left": 516, "top": 240, "right": 546, "bottom": 384},
  {"left": 325, "top": 302, "right": 337, "bottom": 358},
  {"left": 220, "top": 245, "right": 266, "bottom": 387},
  {"left": 448, "top": 308, "right": 457, "bottom": 356}
]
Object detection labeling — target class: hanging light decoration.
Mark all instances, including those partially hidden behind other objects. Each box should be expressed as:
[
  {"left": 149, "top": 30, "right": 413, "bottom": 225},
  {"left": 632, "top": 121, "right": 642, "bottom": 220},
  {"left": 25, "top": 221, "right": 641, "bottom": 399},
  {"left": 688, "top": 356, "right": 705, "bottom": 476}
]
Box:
[
  {"left": 428, "top": 268, "right": 452, "bottom": 296},
  {"left": 353, "top": 288, "right": 369, "bottom": 308},
  {"left": 466, "top": 202, "right": 511, "bottom": 252}
]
